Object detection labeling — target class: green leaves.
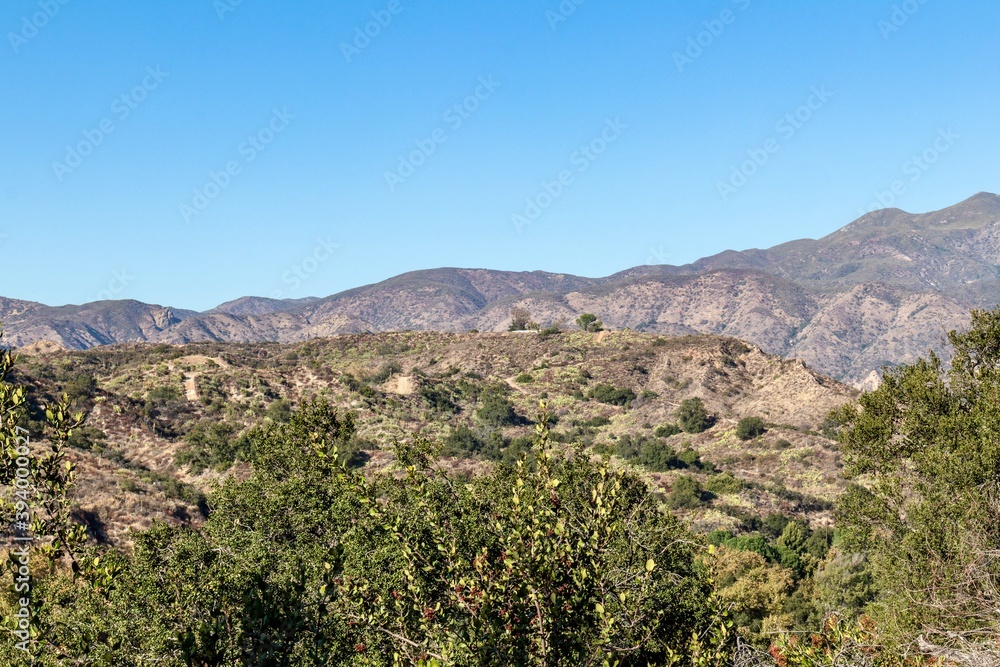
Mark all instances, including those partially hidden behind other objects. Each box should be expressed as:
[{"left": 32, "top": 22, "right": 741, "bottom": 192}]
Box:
[
  {"left": 836, "top": 306, "right": 1000, "bottom": 641},
  {"left": 338, "top": 407, "right": 712, "bottom": 665}
]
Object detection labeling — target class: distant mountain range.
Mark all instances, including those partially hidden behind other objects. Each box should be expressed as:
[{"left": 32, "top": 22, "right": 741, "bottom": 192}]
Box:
[{"left": 5, "top": 192, "right": 1000, "bottom": 386}]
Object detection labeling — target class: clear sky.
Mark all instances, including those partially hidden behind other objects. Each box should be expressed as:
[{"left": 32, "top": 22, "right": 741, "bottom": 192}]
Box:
[{"left": 2, "top": 1, "right": 998, "bottom": 311}]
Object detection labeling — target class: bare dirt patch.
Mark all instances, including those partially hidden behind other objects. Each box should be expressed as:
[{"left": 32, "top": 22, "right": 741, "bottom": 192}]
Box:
[{"left": 385, "top": 375, "right": 415, "bottom": 395}]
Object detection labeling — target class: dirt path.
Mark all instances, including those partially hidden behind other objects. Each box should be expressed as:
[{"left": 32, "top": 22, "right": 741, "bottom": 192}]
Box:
[
  {"left": 183, "top": 373, "right": 199, "bottom": 401},
  {"left": 167, "top": 355, "right": 229, "bottom": 402}
]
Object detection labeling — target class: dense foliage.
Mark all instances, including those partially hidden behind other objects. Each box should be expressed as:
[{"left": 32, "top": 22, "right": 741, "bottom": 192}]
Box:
[
  {"left": 835, "top": 307, "right": 1000, "bottom": 650},
  {"left": 1, "top": 386, "right": 715, "bottom": 664}
]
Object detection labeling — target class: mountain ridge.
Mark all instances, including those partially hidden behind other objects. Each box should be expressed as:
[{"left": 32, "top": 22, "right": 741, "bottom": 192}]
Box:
[{"left": 4, "top": 193, "right": 999, "bottom": 386}]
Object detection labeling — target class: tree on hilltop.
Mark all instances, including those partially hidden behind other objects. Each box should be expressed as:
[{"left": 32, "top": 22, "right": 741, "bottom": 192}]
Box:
[
  {"left": 508, "top": 307, "right": 532, "bottom": 331},
  {"left": 576, "top": 313, "right": 603, "bottom": 332}
]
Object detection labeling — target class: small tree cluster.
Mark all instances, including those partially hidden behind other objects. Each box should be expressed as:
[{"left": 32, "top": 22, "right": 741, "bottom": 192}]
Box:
[
  {"left": 575, "top": 313, "right": 604, "bottom": 332},
  {"left": 508, "top": 307, "right": 535, "bottom": 331}
]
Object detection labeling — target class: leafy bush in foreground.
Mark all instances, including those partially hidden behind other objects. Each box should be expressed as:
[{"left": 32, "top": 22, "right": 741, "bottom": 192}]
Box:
[{"left": 0, "top": 399, "right": 714, "bottom": 665}]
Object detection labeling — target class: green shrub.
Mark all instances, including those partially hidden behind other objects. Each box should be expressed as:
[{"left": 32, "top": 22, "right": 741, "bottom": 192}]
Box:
[
  {"left": 721, "top": 533, "right": 781, "bottom": 562},
  {"left": 514, "top": 372, "right": 534, "bottom": 384},
  {"left": 735, "top": 416, "right": 766, "bottom": 440},
  {"left": 441, "top": 425, "right": 488, "bottom": 458},
  {"left": 676, "top": 446, "right": 708, "bottom": 470},
  {"left": 118, "top": 477, "right": 141, "bottom": 493},
  {"left": 419, "top": 384, "right": 459, "bottom": 413},
  {"left": 762, "top": 513, "right": 791, "bottom": 539},
  {"left": 66, "top": 425, "right": 107, "bottom": 451},
  {"left": 147, "top": 384, "right": 182, "bottom": 406},
  {"left": 65, "top": 372, "right": 98, "bottom": 404},
  {"left": 476, "top": 388, "right": 519, "bottom": 427},
  {"left": 676, "top": 397, "right": 714, "bottom": 433},
  {"left": 667, "top": 474, "right": 707, "bottom": 509},
  {"left": 265, "top": 398, "right": 292, "bottom": 423},
  {"left": 587, "top": 383, "right": 636, "bottom": 407},
  {"left": 704, "top": 472, "right": 744, "bottom": 496},
  {"left": 803, "top": 527, "right": 835, "bottom": 561},
  {"left": 654, "top": 423, "right": 681, "bottom": 438},
  {"left": 175, "top": 421, "right": 251, "bottom": 473},
  {"left": 636, "top": 440, "right": 682, "bottom": 472},
  {"left": 366, "top": 361, "right": 401, "bottom": 385}
]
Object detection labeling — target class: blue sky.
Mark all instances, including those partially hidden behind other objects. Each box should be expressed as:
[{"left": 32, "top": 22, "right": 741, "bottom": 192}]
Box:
[{"left": 1, "top": 1, "right": 997, "bottom": 311}]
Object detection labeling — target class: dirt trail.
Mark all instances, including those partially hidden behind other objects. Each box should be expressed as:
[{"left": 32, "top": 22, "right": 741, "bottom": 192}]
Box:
[
  {"left": 183, "top": 374, "right": 199, "bottom": 401},
  {"left": 166, "top": 355, "right": 228, "bottom": 403}
]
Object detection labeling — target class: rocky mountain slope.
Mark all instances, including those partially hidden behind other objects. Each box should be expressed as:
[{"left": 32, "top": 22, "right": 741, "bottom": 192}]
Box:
[{"left": 4, "top": 193, "right": 999, "bottom": 385}]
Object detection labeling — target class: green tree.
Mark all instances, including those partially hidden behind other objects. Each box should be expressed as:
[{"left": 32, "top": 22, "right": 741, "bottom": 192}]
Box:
[
  {"left": 475, "top": 387, "right": 518, "bottom": 427},
  {"left": 836, "top": 307, "right": 1000, "bottom": 645},
  {"left": 776, "top": 521, "right": 808, "bottom": 554},
  {"left": 676, "top": 398, "right": 714, "bottom": 434},
  {"left": 576, "top": 313, "right": 603, "bottom": 332},
  {"left": 508, "top": 307, "right": 532, "bottom": 332}
]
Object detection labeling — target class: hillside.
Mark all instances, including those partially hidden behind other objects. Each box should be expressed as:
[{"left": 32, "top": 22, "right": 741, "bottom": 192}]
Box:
[
  {"left": 4, "top": 193, "right": 999, "bottom": 385},
  {"left": 14, "top": 330, "right": 854, "bottom": 546}
]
